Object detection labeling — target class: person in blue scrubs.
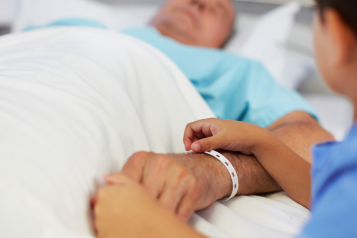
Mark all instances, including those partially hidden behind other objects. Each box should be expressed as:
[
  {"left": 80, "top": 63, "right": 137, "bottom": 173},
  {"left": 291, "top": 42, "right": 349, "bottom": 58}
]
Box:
[
  {"left": 91, "top": 0, "right": 357, "bottom": 237},
  {"left": 297, "top": 0, "right": 357, "bottom": 236}
]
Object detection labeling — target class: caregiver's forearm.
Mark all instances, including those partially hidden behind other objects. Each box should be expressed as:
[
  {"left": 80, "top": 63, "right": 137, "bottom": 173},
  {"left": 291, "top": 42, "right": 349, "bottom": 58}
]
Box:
[
  {"left": 219, "top": 111, "right": 334, "bottom": 196},
  {"left": 267, "top": 111, "right": 335, "bottom": 162}
]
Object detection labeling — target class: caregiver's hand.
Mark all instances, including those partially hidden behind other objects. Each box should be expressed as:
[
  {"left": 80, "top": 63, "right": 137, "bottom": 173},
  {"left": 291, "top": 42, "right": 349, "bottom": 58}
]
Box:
[
  {"left": 184, "top": 118, "right": 270, "bottom": 154},
  {"left": 94, "top": 174, "right": 205, "bottom": 238},
  {"left": 110, "top": 151, "right": 232, "bottom": 221}
]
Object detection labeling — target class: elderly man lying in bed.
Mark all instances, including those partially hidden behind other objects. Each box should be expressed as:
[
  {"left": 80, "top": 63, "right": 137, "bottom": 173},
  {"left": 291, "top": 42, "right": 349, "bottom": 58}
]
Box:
[{"left": 29, "top": 0, "right": 333, "bottom": 221}]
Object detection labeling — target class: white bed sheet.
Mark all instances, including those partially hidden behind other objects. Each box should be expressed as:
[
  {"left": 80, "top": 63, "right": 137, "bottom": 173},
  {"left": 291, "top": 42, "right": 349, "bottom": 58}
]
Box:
[{"left": 0, "top": 27, "right": 309, "bottom": 238}]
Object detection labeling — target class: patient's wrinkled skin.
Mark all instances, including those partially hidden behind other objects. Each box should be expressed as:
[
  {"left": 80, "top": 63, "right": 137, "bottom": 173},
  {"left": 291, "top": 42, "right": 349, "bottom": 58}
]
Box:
[{"left": 150, "top": 0, "right": 235, "bottom": 48}]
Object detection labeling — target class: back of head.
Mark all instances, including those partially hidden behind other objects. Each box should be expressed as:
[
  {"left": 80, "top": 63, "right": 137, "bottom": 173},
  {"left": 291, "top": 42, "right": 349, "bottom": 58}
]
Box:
[
  {"left": 314, "top": 0, "right": 357, "bottom": 108},
  {"left": 316, "top": 0, "right": 357, "bottom": 37}
]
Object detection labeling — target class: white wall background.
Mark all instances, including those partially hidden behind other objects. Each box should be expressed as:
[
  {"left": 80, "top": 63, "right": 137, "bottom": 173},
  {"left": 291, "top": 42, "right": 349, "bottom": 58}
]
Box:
[
  {"left": 0, "top": 0, "right": 21, "bottom": 25},
  {"left": 0, "top": 0, "right": 314, "bottom": 26},
  {"left": 237, "top": 0, "right": 313, "bottom": 6}
]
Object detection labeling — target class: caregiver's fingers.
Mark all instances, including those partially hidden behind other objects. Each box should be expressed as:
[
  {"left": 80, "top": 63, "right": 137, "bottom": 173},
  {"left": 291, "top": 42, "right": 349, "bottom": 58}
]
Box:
[
  {"left": 121, "top": 151, "right": 152, "bottom": 182},
  {"left": 184, "top": 123, "right": 206, "bottom": 151},
  {"left": 184, "top": 119, "right": 222, "bottom": 150},
  {"left": 184, "top": 136, "right": 201, "bottom": 151},
  {"left": 91, "top": 195, "right": 98, "bottom": 207},
  {"left": 104, "top": 173, "right": 135, "bottom": 186},
  {"left": 184, "top": 121, "right": 208, "bottom": 140},
  {"left": 191, "top": 134, "right": 225, "bottom": 153}
]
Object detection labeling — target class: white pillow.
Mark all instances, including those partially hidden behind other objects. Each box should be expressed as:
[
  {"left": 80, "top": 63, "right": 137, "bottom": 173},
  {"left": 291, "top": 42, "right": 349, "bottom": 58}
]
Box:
[
  {"left": 0, "top": 0, "right": 20, "bottom": 25},
  {"left": 224, "top": 2, "right": 302, "bottom": 89},
  {"left": 12, "top": 0, "right": 159, "bottom": 32}
]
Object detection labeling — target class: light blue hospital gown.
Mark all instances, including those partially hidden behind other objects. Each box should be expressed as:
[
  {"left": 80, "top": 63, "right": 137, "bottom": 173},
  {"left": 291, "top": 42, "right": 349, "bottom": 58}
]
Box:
[{"left": 25, "top": 19, "right": 316, "bottom": 128}]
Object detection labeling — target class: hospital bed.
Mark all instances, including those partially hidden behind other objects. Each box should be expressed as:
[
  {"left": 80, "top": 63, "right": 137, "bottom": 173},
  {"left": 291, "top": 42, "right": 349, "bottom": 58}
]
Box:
[{"left": 0, "top": 0, "right": 353, "bottom": 238}]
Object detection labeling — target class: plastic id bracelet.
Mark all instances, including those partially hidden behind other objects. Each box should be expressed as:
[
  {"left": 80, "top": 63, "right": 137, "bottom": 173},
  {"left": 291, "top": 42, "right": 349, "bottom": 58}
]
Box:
[{"left": 205, "top": 150, "right": 239, "bottom": 201}]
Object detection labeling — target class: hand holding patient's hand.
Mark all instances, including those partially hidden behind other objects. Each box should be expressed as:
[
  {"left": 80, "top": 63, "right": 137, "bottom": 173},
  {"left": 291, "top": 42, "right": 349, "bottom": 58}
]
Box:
[
  {"left": 94, "top": 173, "right": 206, "bottom": 238},
  {"left": 184, "top": 118, "right": 269, "bottom": 154},
  {"left": 94, "top": 174, "right": 158, "bottom": 238}
]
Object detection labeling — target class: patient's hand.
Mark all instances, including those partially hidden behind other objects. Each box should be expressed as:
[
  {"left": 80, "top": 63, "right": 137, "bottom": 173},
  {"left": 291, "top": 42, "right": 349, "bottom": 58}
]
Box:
[
  {"left": 108, "top": 151, "right": 232, "bottom": 221},
  {"left": 94, "top": 174, "right": 206, "bottom": 238}
]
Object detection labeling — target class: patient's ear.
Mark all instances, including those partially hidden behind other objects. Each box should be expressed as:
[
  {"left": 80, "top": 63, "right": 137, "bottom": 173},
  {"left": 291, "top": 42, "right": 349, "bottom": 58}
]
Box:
[{"left": 324, "top": 9, "right": 357, "bottom": 66}]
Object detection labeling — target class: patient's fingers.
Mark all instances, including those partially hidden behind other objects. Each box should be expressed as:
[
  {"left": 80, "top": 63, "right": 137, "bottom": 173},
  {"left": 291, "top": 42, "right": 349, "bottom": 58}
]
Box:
[
  {"left": 176, "top": 187, "right": 201, "bottom": 221},
  {"left": 158, "top": 170, "right": 200, "bottom": 221},
  {"left": 158, "top": 177, "right": 188, "bottom": 213},
  {"left": 142, "top": 161, "right": 166, "bottom": 198}
]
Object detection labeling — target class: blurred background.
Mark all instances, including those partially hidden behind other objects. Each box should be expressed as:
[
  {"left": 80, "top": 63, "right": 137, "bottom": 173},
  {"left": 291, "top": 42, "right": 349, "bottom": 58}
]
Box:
[{"left": 0, "top": 0, "right": 353, "bottom": 140}]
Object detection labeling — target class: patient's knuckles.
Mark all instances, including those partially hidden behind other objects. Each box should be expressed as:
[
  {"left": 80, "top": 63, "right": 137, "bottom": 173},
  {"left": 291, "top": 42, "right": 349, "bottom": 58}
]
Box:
[
  {"left": 154, "top": 154, "right": 173, "bottom": 166},
  {"left": 150, "top": 154, "right": 176, "bottom": 175},
  {"left": 129, "top": 151, "right": 151, "bottom": 164},
  {"left": 132, "top": 150, "right": 150, "bottom": 157},
  {"left": 176, "top": 166, "right": 189, "bottom": 178},
  {"left": 171, "top": 166, "right": 192, "bottom": 185}
]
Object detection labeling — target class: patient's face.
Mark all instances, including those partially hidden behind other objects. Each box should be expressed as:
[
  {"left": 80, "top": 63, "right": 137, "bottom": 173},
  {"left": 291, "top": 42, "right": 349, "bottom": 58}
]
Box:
[{"left": 150, "top": 0, "right": 235, "bottom": 48}]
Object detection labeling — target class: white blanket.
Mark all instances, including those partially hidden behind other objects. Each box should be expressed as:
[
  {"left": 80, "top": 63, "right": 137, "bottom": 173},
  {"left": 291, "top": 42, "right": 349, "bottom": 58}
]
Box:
[{"left": 0, "top": 27, "right": 309, "bottom": 238}]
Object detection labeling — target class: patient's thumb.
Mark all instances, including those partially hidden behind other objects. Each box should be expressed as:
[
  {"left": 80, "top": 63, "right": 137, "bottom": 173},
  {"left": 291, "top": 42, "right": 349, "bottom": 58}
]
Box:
[{"left": 192, "top": 137, "right": 221, "bottom": 153}]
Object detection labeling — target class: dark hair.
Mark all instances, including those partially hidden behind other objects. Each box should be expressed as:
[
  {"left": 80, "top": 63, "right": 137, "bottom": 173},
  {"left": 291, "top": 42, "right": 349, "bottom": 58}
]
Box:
[{"left": 315, "top": 0, "right": 357, "bottom": 36}]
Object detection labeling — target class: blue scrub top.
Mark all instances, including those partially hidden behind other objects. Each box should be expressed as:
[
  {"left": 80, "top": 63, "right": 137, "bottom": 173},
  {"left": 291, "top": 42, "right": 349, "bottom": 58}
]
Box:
[
  {"left": 25, "top": 19, "right": 317, "bottom": 128},
  {"left": 298, "top": 122, "right": 357, "bottom": 238}
]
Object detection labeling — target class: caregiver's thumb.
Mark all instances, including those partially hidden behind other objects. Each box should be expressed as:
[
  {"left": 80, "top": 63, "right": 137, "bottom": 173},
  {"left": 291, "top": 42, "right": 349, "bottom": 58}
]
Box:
[{"left": 191, "top": 135, "right": 223, "bottom": 153}]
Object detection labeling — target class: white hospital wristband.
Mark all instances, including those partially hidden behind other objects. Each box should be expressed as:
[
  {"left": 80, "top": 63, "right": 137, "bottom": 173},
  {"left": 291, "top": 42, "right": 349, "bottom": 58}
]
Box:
[{"left": 205, "top": 150, "right": 239, "bottom": 201}]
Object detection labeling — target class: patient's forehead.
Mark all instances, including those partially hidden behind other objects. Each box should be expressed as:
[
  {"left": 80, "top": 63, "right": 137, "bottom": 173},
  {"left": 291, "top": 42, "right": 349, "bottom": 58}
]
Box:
[
  {"left": 162, "top": 0, "right": 236, "bottom": 20},
  {"left": 164, "top": 0, "right": 234, "bottom": 9}
]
